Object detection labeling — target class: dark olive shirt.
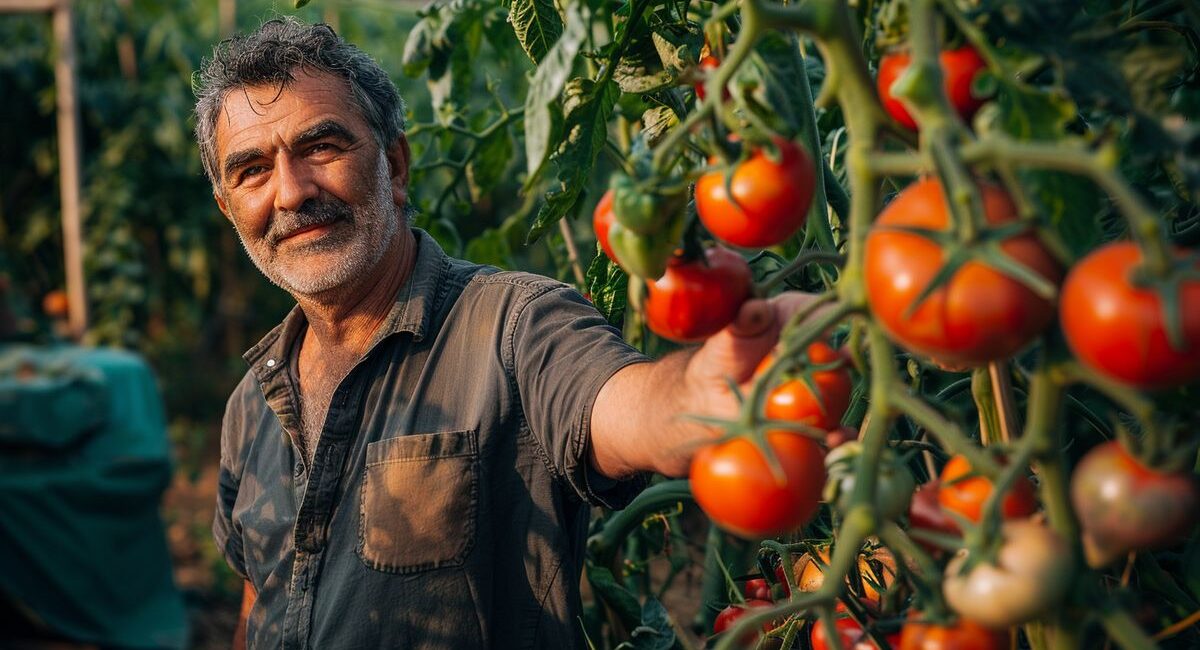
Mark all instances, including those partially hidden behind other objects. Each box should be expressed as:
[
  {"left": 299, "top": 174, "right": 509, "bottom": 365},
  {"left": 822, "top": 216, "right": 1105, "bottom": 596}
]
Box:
[{"left": 214, "top": 229, "right": 649, "bottom": 649}]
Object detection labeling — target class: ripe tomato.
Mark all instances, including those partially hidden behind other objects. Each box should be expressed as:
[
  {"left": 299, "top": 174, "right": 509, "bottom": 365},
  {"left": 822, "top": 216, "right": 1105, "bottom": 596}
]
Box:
[
  {"left": 1060, "top": 241, "right": 1200, "bottom": 389},
  {"left": 743, "top": 578, "right": 772, "bottom": 601},
  {"left": 694, "top": 54, "right": 722, "bottom": 101},
  {"left": 645, "top": 247, "right": 752, "bottom": 342},
  {"left": 696, "top": 139, "right": 816, "bottom": 248},
  {"left": 761, "top": 342, "right": 853, "bottom": 431},
  {"left": 898, "top": 612, "right": 1010, "bottom": 650},
  {"left": 792, "top": 544, "right": 903, "bottom": 614},
  {"left": 713, "top": 599, "right": 775, "bottom": 646},
  {"left": 592, "top": 189, "right": 618, "bottom": 263},
  {"left": 943, "top": 519, "right": 1072, "bottom": 628},
  {"left": 938, "top": 454, "right": 1037, "bottom": 523},
  {"left": 877, "top": 45, "right": 989, "bottom": 130},
  {"left": 864, "top": 178, "right": 1061, "bottom": 368},
  {"left": 810, "top": 616, "right": 900, "bottom": 650},
  {"left": 1070, "top": 440, "right": 1200, "bottom": 567},
  {"left": 690, "top": 431, "right": 826, "bottom": 539},
  {"left": 908, "top": 481, "right": 960, "bottom": 550}
]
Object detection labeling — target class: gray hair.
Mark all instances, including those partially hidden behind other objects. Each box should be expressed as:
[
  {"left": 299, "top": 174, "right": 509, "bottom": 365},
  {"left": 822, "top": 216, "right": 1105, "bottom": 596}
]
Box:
[{"left": 192, "top": 17, "right": 406, "bottom": 188}]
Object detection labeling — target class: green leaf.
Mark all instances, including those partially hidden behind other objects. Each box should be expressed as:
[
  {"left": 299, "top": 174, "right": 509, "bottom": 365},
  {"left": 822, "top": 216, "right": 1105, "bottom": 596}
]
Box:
[
  {"left": 463, "top": 227, "right": 514, "bottom": 269},
  {"left": 650, "top": 25, "right": 703, "bottom": 75},
  {"left": 294, "top": 0, "right": 311, "bottom": 7},
  {"left": 982, "top": 70, "right": 1078, "bottom": 141},
  {"left": 585, "top": 563, "right": 642, "bottom": 631},
  {"left": 1019, "top": 169, "right": 1105, "bottom": 258},
  {"left": 614, "top": 597, "right": 676, "bottom": 650},
  {"left": 400, "top": 17, "right": 436, "bottom": 77},
  {"left": 613, "top": 40, "right": 674, "bottom": 94},
  {"left": 527, "top": 79, "right": 620, "bottom": 243},
  {"left": 585, "top": 252, "right": 628, "bottom": 326},
  {"left": 640, "top": 106, "right": 678, "bottom": 148},
  {"left": 467, "top": 124, "right": 514, "bottom": 201},
  {"left": 509, "top": 0, "right": 563, "bottom": 64},
  {"left": 523, "top": 3, "right": 590, "bottom": 185}
]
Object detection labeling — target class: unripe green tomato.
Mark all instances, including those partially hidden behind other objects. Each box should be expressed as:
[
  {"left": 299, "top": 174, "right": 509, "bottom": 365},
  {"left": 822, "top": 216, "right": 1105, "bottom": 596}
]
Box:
[
  {"left": 609, "top": 172, "right": 684, "bottom": 235},
  {"left": 608, "top": 216, "right": 684, "bottom": 280},
  {"left": 823, "top": 441, "right": 915, "bottom": 519}
]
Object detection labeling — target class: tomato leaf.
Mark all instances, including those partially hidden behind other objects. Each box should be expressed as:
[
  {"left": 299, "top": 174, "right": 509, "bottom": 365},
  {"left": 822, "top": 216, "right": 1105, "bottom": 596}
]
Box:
[
  {"left": 466, "top": 123, "right": 514, "bottom": 201},
  {"left": 527, "top": 79, "right": 620, "bottom": 243},
  {"left": 615, "top": 598, "right": 675, "bottom": 650},
  {"left": 586, "top": 251, "right": 628, "bottom": 327},
  {"left": 586, "top": 563, "right": 643, "bottom": 632},
  {"left": 523, "top": 4, "right": 590, "bottom": 184},
  {"left": 509, "top": 0, "right": 563, "bottom": 64}
]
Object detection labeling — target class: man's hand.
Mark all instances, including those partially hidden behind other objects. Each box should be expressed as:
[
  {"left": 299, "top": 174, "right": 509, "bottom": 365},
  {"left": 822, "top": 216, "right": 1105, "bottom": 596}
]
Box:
[{"left": 590, "top": 292, "right": 831, "bottom": 479}]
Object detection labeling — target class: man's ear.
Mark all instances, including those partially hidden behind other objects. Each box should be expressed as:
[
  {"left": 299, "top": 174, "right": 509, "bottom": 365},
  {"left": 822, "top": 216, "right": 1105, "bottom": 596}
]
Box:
[
  {"left": 214, "top": 190, "right": 233, "bottom": 222},
  {"left": 385, "top": 136, "right": 412, "bottom": 208}
]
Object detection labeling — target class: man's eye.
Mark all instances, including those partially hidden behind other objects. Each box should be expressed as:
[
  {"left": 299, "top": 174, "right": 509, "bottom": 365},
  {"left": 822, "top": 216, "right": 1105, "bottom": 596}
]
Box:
[
  {"left": 242, "top": 165, "right": 266, "bottom": 178},
  {"left": 308, "top": 143, "right": 335, "bottom": 155}
]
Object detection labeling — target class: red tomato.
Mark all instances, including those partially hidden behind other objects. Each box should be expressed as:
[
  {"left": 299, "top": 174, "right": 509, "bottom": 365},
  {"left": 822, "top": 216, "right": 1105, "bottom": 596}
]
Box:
[
  {"left": 938, "top": 454, "right": 1037, "bottom": 524},
  {"left": 696, "top": 139, "right": 816, "bottom": 248},
  {"left": 864, "top": 178, "right": 1061, "bottom": 368},
  {"left": 811, "top": 616, "right": 901, "bottom": 650},
  {"left": 908, "top": 480, "right": 960, "bottom": 549},
  {"left": 713, "top": 599, "right": 775, "bottom": 646},
  {"left": 761, "top": 342, "right": 853, "bottom": 431},
  {"left": 774, "top": 562, "right": 791, "bottom": 598},
  {"left": 1060, "top": 241, "right": 1200, "bottom": 389},
  {"left": 877, "top": 45, "right": 989, "bottom": 130},
  {"left": 690, "top": 431, "right": 826, "bottom": 539},
  {"left": 899, "top": 612, "right": 1010, "bottom": 650},
  {"left": 743, "top": 578, "right": 772, "bottom": 601},
  {"left": 1071, "top": 440, "right": 1200, "bottom": 567},
  {"left": 592, "top": 189, "right": 618, "bottom": 263},
  {"left": 695, "top": 54, "right": 722, "bottom": 101},
  {"left": 645, "top": 247, "right": 752, "bottom": 342}
]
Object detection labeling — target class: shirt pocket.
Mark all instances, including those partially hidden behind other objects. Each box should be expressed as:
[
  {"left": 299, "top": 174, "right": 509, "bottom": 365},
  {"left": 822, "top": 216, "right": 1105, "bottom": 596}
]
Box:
[{"left": 357, "top": 429, "right": 478, "bottom": 573}]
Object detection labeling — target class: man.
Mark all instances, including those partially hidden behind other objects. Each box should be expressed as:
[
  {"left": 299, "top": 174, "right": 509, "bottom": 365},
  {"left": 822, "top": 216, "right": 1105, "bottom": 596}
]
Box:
[{"left": 196, "top": 17, "right": 817, "bottom": 649}]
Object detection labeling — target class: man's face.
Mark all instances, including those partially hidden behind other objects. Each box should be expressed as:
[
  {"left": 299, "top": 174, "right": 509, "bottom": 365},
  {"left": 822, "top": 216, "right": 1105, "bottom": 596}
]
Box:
[{"left": 212, "top": 68, "right": 408, "bottom": 298}]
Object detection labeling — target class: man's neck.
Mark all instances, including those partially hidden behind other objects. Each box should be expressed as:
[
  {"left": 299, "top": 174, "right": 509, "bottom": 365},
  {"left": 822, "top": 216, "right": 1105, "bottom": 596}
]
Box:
[{"left": 294, "top": 227, "right": 417, "bottom": 359}]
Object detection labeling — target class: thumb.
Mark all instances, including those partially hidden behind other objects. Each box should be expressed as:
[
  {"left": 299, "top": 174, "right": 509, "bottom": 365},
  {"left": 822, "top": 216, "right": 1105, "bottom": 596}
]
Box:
[{"left": 728, "top": 298, "right": 777, "bottom": 338}]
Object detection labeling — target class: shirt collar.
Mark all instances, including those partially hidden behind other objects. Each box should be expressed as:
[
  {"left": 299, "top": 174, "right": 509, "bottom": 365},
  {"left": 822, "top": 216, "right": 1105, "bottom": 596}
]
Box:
[{"left": 242, "top": 228, "right": 449, "bottom": 383}]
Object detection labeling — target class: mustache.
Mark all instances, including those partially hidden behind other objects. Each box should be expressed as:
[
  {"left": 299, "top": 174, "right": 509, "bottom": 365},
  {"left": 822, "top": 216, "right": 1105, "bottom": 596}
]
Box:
[{"left": 268, "top": 197, "right": 353, "bottom": 245}]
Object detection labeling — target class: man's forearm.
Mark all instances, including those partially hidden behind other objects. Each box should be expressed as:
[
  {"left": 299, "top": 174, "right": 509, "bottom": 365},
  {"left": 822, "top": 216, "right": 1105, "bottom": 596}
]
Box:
[{"left": 590, "top": 347, "right": 725, "bottom": 479}]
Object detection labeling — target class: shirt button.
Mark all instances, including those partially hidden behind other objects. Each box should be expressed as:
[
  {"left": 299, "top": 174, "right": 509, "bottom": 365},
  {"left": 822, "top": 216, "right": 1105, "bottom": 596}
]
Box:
[
  {"left": 294, "top": 462, "right": 304, "bottom": 477},
  {"left": 266, "top": 358, "right": 276, "bottom": 368}
]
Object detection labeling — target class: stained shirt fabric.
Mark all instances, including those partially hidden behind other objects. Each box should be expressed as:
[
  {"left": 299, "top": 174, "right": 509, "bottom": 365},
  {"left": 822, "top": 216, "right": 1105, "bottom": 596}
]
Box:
[{"left": 214, "top": 228, "right": 650, "bottom": 649}]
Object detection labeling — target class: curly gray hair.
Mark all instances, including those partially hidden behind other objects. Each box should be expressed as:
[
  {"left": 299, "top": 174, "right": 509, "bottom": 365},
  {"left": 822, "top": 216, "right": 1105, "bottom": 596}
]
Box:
[{"left": 192, "top": 17, "right": 406, "bottom": 188}]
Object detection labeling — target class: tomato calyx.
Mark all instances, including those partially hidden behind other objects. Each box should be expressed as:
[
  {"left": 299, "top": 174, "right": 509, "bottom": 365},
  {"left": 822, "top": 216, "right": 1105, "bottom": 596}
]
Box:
[{"left": 881, "top": 219, "right": 1058, "bottom": 321}]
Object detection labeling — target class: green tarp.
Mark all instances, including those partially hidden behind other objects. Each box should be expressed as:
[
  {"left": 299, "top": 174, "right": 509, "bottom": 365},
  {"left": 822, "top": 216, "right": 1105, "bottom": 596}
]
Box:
[{"left": 0, "top": 343, "right": 188, "bottom": 649}]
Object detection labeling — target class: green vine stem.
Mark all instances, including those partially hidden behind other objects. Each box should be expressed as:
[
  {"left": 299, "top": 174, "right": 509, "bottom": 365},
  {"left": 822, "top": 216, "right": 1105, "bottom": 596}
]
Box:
[{"left": 588, "top": 479, "right": 693, "bottom": 570}]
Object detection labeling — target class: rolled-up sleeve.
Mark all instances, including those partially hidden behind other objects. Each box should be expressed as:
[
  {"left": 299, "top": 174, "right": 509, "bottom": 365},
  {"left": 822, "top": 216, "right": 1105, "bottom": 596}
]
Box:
[{"left": 511, "top": 285, "right": 651, "bottom": 509}]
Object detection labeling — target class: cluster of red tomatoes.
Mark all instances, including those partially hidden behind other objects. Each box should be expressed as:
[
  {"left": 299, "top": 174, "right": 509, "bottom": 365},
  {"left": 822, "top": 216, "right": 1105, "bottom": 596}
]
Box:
[{"left": 594, "top": 42, "right": 1200, "bottom": 649}]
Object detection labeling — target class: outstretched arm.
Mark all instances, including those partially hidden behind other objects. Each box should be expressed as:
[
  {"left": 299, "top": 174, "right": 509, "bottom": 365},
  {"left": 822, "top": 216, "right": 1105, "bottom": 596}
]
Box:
[{"left": 590, "top": 293, "right": 826, "bottom": 478}]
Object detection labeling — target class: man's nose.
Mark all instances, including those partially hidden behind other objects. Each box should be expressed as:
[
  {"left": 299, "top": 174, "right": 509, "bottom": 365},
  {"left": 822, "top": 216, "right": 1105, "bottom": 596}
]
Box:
[{"left": 273, "top": 156, "right": 320, "bottom": 213}]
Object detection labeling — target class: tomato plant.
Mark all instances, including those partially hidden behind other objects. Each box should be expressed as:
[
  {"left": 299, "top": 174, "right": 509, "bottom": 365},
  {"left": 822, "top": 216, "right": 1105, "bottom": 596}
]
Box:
[
  {"left": 695, "top": 139, "right": 816, "bottom": 248},
  {"left": 645, "top": 247, "right": 752, "bottom": 342},
  {"left": 761, "top": 341, "right": 853, "bottom": 431},
  {"left": 1060, "top": 241, "right": 1200, "bottom": 389},
  {"left": 689, "top": 431, "right": 826, "bottom": 539},
  {"left": 1071, "top": 440, "right": 1200, "bottom": 567},
  {"left": 938, "top": 454, "right": 1038, "bottom": 523},
  {"left": 877, "top": 45, "right": 989, "bottom": 130},
  {"left": 864, "top": 178, "right": 1062, "bottom": 368}
]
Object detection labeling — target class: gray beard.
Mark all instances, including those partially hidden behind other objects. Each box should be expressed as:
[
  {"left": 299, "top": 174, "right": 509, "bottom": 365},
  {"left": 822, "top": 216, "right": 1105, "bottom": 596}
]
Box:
[{"left": 236, "top": 156, "right": 401, "bottom": 298}]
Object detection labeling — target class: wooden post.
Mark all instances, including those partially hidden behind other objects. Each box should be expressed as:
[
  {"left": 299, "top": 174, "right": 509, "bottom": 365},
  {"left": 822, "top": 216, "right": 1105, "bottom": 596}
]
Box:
[{"left": 53, "top": 0, "right": 86, "bottom": 340}]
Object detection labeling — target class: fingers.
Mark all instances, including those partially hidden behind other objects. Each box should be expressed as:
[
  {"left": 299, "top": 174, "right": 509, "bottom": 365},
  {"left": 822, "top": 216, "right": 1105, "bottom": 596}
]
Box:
[{"left": 729, "top": 298, "right": 776, "bottom": 337}]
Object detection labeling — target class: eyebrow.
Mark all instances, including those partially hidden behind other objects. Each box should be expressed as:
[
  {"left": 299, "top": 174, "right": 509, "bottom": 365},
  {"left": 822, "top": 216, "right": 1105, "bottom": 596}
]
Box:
[{"left": 220, "top": 119, "right": 359, "bottom": 182}]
